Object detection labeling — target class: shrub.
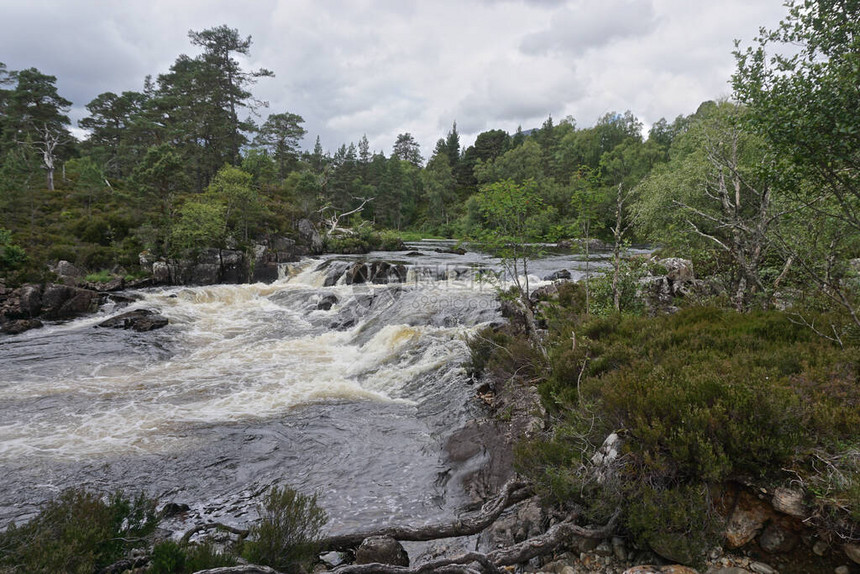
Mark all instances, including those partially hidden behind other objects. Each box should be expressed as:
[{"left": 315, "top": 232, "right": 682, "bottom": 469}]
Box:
[
  {"left": 150, "top": 540, "right": 236, "bottom": 574},
  {"left": 242, "top": 486, "right": 327, "bottom": 574},
  {"left": 0, "top": 489, "right": 157, "bottom": 574},
  {"left": 519, "top": 305, "right": 860, "bottom": 562}
]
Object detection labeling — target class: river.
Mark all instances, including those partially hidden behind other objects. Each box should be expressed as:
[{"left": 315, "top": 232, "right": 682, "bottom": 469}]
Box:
[{"left": 0, "top": 241, "right": 608, "bottom": 535}]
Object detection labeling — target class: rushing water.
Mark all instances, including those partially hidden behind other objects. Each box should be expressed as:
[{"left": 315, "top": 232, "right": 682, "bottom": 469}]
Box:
[{"left": 0, "top": 242, "right": 612, "bottom": 533}]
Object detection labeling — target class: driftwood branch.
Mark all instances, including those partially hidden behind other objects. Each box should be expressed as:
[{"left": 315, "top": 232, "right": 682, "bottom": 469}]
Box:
[
  {"left": 193, "top": 567, "right": 283, "bottom": 574},
  {"left": 320, "top": 478, "right": 533, "bottom": 552},
  {"left": 331, "top": 511, "right": 621, "bottom": 574},
  {"left": 181, "top": 521, "right": 249, "bottom": 545}
]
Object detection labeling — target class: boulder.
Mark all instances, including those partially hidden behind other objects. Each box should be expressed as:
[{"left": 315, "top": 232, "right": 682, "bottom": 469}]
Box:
[
  {"left": 53, "top": 260, "right": 83, "bottom": 279},
  {"left": 40, "top": 284, "right": 100, "bottom": 320},
  {"left": 317, "top": 294, "right": 339, "bottom": 311},
  {"left": 544, "top": 269, "right": 572, "bottom": 281},
  {"left": 658, "top": 258, "right": 695, "bottom": 283},
  {"left": 355, "top": 535, "right": 409, "bottom": 567},
  {"left": 97, "top": 309, "right": 168, "bottom": 332},
  {"left": 346, "top": 263, "right": 369, "bottom": 285},
  {"left": 725, "top": 491, "right": 772, "bottom": 549},
  {"left": 0, "top": 318, "right": 43, "bottom": 335},
  {"left": 1, "top": 284, "right": 43, "bottom": 319}
]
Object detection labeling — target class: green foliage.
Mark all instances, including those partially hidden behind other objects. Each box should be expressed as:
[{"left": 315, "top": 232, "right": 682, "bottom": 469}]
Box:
[
  {"left": 0, "top": 489, "right": 157, "bottom": 574},
  {"left": 587, "top": 256, "right": 649, "bottom": 316},
  {"left": 149, "top": 540, "right": 237, "bottom": 574},
  {"left": 84, "top": 269, "right": 114, "bottom": 283},
  {"left": 0, "top": 228, "right": 26, "bottom": 272},
  {"left": 171, "top": 201, "right": 227, "bottom": 255},
  {"left": 242, "top": 486, "right": 327, "bottom": 574}
]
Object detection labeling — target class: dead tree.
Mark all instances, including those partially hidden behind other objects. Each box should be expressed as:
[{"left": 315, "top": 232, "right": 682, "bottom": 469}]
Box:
[{"left": 318, "top": 197, "right": 374, "bottom": 239}]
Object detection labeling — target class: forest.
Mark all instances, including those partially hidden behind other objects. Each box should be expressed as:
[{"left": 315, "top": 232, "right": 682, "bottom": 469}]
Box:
[{"left": 1, "top": 3, "right": 855, "bottom": 322}]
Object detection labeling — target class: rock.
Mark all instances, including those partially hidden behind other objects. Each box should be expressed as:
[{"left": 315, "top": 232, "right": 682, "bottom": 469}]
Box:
[
  {"left": 544, "top": 269, "right": 572, "bottom": 281},
  {"left": 219, "top": 249, "right": 247, "bottom": 284},
  {"left": 658, "top": 258, "right": 695, "bottom": 283},
  {"left": 345, "top": 263, "right": 369, "bottom": 285},
  {"left": 152, "top": 261, "right": 171, "bottom": 284},
  {"left": 748, "top": 561, "right": 776, "bottom": 574},
  {"left": 771, "top": 487, "right": 806, "bottom": 518},
  {"left": 834, "top": 566, "right": 850, "bottom": 574},
  {"left": 355, "top": 535, "right": 409, "bottom": 567},
  {"left": 613, "top": 536, "right": 627, "bottom": 561},
  {"left": 708, "top": 569, "right": 752, "bottom": 574},
  {"left": 843, "top": 543, "right": 860, "bottom": 564},
  {"left": 159, "top": 502, "right": 190, "bottom": 518},
  {"left": 298, "top": 219, "right": 324, "bottom": 254},
  {"left": 0, "top": 318, "right": 43, "bottom": 334},
  {"left": 53, "top": 260, "right": 83, "bottom": 279},
  {"left": 758, "top": 522, "right": 798, "bottom": 554},
  {"left": 623, "top": 566, "right": 699, "bottom": 574},
  {"left": 725, "top": 491, "right": 772, "bottom": 549},
  {"left": 40, "top": 284, "right": 100, "bottom": 320},
  {"left": 530, "top": 283, "right": 559, "bottom": 304},
  {"left": 97, "top": 309, "right": 168, "bottom": 332},
  {"left": 11, "top": 284, "right": 43, "bottom": 318},
  {"left": 813, "top": 539, "right": 829, "bottom": 556},
  {"left": 590, "top": 432, "right": 621, "bottom": 483},
  {"left": 317, "top": 294, "right": 339, "bottom": 311},
  {"left": 594, "top": 540, "right": 614, "bottom": 557}
]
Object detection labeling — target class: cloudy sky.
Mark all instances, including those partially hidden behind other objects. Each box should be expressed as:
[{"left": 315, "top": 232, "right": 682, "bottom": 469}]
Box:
[{"left": 0, "top": 0, "right": 787, "bottom": 158}]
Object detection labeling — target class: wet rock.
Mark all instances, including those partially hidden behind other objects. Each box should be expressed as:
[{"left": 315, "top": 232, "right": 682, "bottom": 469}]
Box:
[
  {"left": 40, "top": 284, "right": 100, "bottom": 320},
  {"left": 544, "top": 269, "right": 572, "bottom": 281},
  {"left": 346, "top": 263, "right": 369, "bottom": 285},
  {"left": 355, "top": 535, "right": 409, "bottom": 566},
  {"left": 97, "top": 309, "right": 168, "bottom": 332},
  {"left": 317, "top": 294, "right": 339, "bottom": 311},
  {"left": 758, "top": 522, "right": 798, "bottom": 554},
  {"left": 0, "top": 318, "right": 43, "bottom": 334},
  {"left": 725, "top": 491, "right": 772, "bottom": 549},
  {"left": 771, "top": 487, "right": 806, "bottom": 518}
]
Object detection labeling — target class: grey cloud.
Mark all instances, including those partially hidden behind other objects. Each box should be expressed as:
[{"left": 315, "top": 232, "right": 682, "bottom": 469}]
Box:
[{"left": 520, "top": 0, "right": 657, "bottom": 56}]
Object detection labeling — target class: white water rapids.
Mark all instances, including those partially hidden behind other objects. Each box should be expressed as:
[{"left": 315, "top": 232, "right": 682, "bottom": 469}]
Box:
[{"left": 0, "top": 244, "right": 612, "bottom": 532}]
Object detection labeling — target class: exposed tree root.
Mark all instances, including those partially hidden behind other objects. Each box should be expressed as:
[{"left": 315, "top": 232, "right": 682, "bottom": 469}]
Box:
[{"left": 331, "top": 511, "right": 621, "bottom": 574}]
